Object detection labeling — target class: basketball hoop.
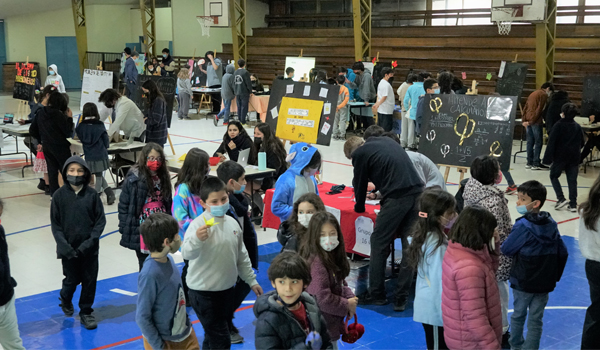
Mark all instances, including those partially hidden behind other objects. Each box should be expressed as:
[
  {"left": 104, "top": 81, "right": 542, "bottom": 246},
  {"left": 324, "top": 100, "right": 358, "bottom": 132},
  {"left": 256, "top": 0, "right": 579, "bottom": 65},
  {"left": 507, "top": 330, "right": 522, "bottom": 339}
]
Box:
[
  {"left": 497, "top": 21, "right": 513, "bottom": 35},
  {"left": 493, "top": 5, "right": 523, "bottom": 35},
  {"left": 197, "top": 16, "right": 218, "bottom": 37}
]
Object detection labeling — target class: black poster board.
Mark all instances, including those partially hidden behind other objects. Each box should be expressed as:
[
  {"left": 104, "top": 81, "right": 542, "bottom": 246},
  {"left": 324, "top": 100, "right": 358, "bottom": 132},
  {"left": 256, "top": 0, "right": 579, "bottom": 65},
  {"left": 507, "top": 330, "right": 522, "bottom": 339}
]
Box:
[
  {"left": 372, "top": 62, "right": 392, "bottom": 91},
  {"left": 581, "top": 76, "right": 600, "bottom": 118},
  {"left": 419, "top": 94, "right": 517, "bottom": 172},
  {"left": 495, "top": 62, "right": 528, "bottom": 102},
  {"left": 13, "top": 62, "right": 39, "bottom": 101},
  {"left": 266, "top": 79, "right": 340, "bottom": 146},
  {"left": 132, "top": 75, "right": 177, "bottom": 128}
]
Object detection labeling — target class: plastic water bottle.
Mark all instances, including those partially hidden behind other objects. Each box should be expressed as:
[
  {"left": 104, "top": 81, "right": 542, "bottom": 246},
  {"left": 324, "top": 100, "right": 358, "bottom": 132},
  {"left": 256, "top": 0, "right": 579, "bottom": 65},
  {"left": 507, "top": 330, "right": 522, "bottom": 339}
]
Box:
[{"left": 258, "top": 152, "right": 267, "bottom": 170}]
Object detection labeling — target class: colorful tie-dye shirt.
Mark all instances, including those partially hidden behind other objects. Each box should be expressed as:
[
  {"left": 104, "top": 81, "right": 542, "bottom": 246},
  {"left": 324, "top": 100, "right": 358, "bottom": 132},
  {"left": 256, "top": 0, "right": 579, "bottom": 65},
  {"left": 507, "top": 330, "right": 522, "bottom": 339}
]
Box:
[{"left": 172, "top": 183, "right": 204, "bottom": 240}]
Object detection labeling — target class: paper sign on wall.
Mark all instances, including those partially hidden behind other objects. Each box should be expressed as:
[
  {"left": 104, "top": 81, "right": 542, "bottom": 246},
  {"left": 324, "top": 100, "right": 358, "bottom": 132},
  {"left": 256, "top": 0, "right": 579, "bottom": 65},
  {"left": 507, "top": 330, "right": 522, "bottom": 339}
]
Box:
[
  {"left": 319, "top": 87, "right": 328, "bottom": 98},
  {"left": 271, "top": 106, "right": 279, "bottom": 119},
  {"left": 353, "top": 216, "right": 373, "bottom": 256},
  {"left": 321, "top": 122, "right": 331, "bottom": 135},
  {"left": 499, "top": 61, "right": 507, "bottom": 78},
  {"left": 303, "top": 86, "right": 311, "bottom": 96},
  {"left": 324, "top": 103, "right": 332, "bottom": 114},
  {"left": 286, "top": 85, "right": 294, "bottom": 94},
  {"left": 325, "top": 206, "right": 341, "bottom": 224}
]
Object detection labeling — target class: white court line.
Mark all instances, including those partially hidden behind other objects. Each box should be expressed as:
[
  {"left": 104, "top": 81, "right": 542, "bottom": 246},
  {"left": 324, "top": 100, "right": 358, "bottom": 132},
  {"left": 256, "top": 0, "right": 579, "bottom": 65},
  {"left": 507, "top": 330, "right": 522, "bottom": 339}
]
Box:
[
  {"left": 242, "top": 300, "right": 256, "bottom": 304},
  {"left": 110, "top": 288, "right": 138, "bottom": 296},
  {"left": 508, "top": 306, "right": 587, "bottom": 313}
]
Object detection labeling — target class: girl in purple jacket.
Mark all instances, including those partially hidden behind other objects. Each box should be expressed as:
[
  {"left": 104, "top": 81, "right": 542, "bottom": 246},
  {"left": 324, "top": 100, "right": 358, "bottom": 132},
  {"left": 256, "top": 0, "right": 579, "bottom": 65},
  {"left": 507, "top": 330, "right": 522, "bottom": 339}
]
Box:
[{"left": 299, "top": 212, "right": 357, "bottom": 348}]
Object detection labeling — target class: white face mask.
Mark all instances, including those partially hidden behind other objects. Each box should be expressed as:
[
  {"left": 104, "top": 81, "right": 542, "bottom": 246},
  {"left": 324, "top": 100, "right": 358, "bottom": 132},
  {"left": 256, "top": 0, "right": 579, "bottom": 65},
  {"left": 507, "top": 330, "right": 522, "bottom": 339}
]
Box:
[
  {"left": 320, "top": 236, "right": 339, "bottom": 252},
  {"left": 298, "top": 213, "right": 313, "bottom": 228},
  {"left": 489, "top": 236, "right": 496, "bottom": 251},
  {"left": 303, "top": 168, "right": 318, "bottom": 178}
]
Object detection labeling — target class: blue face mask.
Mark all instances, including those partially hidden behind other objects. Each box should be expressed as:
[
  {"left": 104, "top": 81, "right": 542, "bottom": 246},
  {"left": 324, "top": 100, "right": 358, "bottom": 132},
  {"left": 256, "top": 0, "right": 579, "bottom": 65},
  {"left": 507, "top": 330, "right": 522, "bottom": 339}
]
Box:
[
  {"left": 233, "top": 184, "right": 246, "bottom": 195},
  {"left": 516, "top": 203, "right": 532, "bottom": 215},
  {"left": 162, "top": 54, "right": 167, "bottom": 58},
  {"left": 434, "top": 88, "right": 440, "bottom": 94},
  {"left": 210, "top": 201, "right": 229, "bottom": 217}
]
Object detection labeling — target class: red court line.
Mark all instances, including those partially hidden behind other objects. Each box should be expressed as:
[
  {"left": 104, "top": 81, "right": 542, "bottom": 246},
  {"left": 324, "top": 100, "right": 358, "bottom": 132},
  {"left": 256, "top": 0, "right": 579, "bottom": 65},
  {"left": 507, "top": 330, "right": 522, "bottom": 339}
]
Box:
[
  {"left": 91, "top": 304, "right": 254, "bottom": 350},
  {"left": 168, "top": 133, "right": 221, "bottom": 144},
  {"left": 557, "top": 217, "right": 580, "bottom": 225},
  {"left": 1, "top": 192, "right": 45, "bottom": 200}
]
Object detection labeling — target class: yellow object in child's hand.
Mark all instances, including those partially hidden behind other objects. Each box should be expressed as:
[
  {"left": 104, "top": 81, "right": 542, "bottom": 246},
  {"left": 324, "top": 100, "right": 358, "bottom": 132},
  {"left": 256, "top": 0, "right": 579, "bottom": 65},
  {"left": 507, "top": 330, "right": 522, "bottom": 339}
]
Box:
[
  {"left": 203, "top": 217, "right": 219, "bottom": 228},
  {"left": 178, "top": 153, "right": 187, "bottom": 161}
]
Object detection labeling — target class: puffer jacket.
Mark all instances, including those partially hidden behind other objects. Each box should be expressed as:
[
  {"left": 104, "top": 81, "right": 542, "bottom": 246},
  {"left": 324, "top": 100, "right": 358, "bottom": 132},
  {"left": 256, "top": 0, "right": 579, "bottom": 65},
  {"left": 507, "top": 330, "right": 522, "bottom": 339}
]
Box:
[
  {"left": 118, "top": 167, "right": 173, "bottom": 251},
  {"left": 463, "top": 177, "right": 513, "bottom": 281},
  {"left": 277, "top": 221, "right": 301, "bottom": 253},
  {"left": 254, "top": 290, "right": 332, "bottom": 349},
  {"left": 442, "top": 241, "right": 502, "bottom": 350}
]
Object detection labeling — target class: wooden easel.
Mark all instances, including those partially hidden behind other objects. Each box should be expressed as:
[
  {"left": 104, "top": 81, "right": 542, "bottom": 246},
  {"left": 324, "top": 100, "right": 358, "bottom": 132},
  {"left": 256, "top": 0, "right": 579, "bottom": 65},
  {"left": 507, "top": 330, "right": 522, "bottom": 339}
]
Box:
[
  {"left": 167, "top": 133, "right": 175, "bottom": 155},
  {"left": 466, "top": 80, "right": 478, "bottom": 95},
  {"left": 299, "top": 49, "right": 303, "bottom": 58},
  {"left": 96, "top": 61, "right": 103, "bottom": 70},
  {"left": 439, "top": 164, "right": 469, "bottom": 184},
  {"left": 15, "top": 56, "right": 31, "bottom": 121}
]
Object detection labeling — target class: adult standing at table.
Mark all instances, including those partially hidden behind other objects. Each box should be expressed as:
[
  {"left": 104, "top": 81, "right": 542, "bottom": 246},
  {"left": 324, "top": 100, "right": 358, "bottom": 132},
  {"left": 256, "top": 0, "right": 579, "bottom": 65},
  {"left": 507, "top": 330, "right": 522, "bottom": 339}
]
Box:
[
  {"left": 522, "top": 82, "right": 554, "bottom": 170},
  {"left": 372, "top": 67, "right": 395, "bottom": 132},
  {"left": 343, "top": 136, "right": 424, "bottom": 311},
  {"left": 141, "top": 80, "right": 168, "bottom": 149},
  {"left": 160, "top": 48, "right": 176, "bottom": 77},
  {"left": 123, "top": 48, "right": 138, "bottom": 99},
  {"left": 234, "top": 59, "right": 253, "bottom": 125},
  {"left": 200, "top": 51, "right": 223, "bottom": 114},
  {"left": 99, "top": 89, "right": 146, "bottom": 144},
  {"left": 347, "top": 61, "right": 376, "bottom": 133}
]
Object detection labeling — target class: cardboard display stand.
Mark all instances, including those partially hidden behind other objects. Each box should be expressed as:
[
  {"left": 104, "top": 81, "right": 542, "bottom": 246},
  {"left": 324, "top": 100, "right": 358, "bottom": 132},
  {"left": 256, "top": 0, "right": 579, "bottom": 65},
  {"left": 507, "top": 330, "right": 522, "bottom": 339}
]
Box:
[
  {"left": 132, "top": 75, "right": 177, "bottom": 128},
  {"left": 419, "top": 94, "right": 517, "bottom": 172},
  {"left": 265, "top": 79, "right": 340, "bottom": 146},
  {"left": 496, "top": 62, "right": 528, "bottom": 103},
  {"left": 582, "top": 76, "right": 600, "bottom": 118}
]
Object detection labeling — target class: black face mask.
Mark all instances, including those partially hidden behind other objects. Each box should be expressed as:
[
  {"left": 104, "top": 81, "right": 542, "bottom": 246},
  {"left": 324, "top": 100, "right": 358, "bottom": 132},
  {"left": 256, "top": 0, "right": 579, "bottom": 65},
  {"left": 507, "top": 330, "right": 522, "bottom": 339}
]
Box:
[
  {"left": 67, "top": 175, "right": 86, "bottom": 187},
  {"left": 254, "top": 137, "right": 262, "bottom": 145},
  {"left": 388, "top": 77, "right": 395, "bottom": 84}
]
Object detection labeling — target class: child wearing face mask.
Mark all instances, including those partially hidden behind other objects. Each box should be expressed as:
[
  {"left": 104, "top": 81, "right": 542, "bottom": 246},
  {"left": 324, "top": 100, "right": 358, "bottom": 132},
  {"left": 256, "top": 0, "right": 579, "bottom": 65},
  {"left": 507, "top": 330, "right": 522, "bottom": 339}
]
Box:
[
  {"left": 119, "top": 143, "right": 173, "bottom": 271},
  {"left": 278, "top": 193, "right": 326, "bottom": 253},
  {"left": 50, "top": 156, "right": 106, "bottom": 330},
  {"left": 501, "top": 181, "right": 568, "bottom": 350},
  {"left": 136, "top": 213, "right": 200, "bottom": 350},
  {"left": 172, "top": 148, "right": 210, "bottom": 302},
  {"left": 299, "top": 212, "right": 356, "bottom": 348},
  {"left": 182, "top": 177, "right": 263, "bottom": 349},
  {"left": 272, "top": 143, "right": 321, "bottom": 222},
  {"left": 45, "top": 64, "right": 66, "bottom": 93},
  {"left": 407, "top": 189, "right": 457, "bottom": 350}
]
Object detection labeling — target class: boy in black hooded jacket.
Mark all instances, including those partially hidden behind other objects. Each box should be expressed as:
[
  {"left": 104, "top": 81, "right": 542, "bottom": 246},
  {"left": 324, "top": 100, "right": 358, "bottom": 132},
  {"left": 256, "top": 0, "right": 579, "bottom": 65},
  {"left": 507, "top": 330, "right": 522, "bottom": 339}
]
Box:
[{"left": 51, "top": 156, "right": 106, "bottom": 330}]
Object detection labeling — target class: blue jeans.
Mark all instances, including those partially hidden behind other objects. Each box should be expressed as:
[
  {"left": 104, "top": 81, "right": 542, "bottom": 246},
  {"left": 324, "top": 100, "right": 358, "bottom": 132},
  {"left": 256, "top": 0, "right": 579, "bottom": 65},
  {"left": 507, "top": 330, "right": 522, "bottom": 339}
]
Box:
[
  {"left": 236, "top": 95, "right": 249, "bottom": 124},
  {"left": 510, "top": 289, "right": 549, "bottom": 350},
  {"left": 526, "top": 124, "right": 543, "bottom": 166},
  {"left": 218, "top": 99, "right": 232, "bottom": 123},
  {"left": 502, "top": 170, "right": 516, "bottom": 187}
]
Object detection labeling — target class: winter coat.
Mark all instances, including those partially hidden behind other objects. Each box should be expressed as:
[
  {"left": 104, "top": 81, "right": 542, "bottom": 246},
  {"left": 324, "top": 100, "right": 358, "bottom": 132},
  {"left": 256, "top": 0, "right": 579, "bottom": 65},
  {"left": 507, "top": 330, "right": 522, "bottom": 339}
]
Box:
[
  {"left": 542, "top": 117, "right": 584, "bottom": 166},
  {"left": 414, "top": 232, "right": 447, "bottom": 327},
  {"left": 254, "top": 290, "right": 333, "bottom": 350},
  {"left": 213, "top": 135, "right": 253, "bottom": 162},
  {"left": 277, "top": 220, "right": 301, "bottom": 252},
  {"left": 144, "top": 97, "right": 168, "bottom": 146},
  {"left": 0, "top": 225, "right": 17, "bottom": 307},
  {"left": 523, "top": 89, "right": 549, "bottom": 125},
  {"left": 404, "top": 82, "right": 425, "bottom": 121},
  {"left": 544, "top": 90, "right": 570, "bottom": 133},
  {"left": 463, "top": 177, "right": 513, "bottom": 281},
  {"left": 124, "top": 57, "right": 138, "bottom": 84},
  {"left": 234, "top": 68, "right": 252, "bottom": 97},
  {"left": 76, "top": 120, "right": 109, "bottom": 162},
  {"left": 442, "top": 241, "right": 502, "bottom": 350},
  {"left": 272, "top": 143, "right": 319, "bottom": 222},
  {"left": 306, "top": 256, "right": 355, "bottom": 341},
  {"left": 45, "top": 64, "right": 66, "bottom": 93},
  {"left": 51, "top": 156, "right": 106, "bottom": 259},
  {"left": 221, "top": 64, "right": 236, "bottom": 101},
  {"left": 118, "top": 167, "right": 173, "bottom": 251},
  {"left": 579, "top": 217, "right": 600, "bottom": 262},
  {"left": 29, "top": 106, "right": 73, "bottom": 148},
  {"left": 172, "top": 183, "right": 203, "bottom": 240},
  {"left": 501, "top": 212, "right": 568, "bottom": 293}
]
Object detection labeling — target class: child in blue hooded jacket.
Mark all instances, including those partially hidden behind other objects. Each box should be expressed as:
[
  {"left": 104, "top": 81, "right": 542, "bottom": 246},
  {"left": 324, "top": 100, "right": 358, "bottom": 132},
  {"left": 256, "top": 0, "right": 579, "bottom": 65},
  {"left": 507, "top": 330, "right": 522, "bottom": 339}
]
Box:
[{"left": 271, "top": 143, "right": 321, "bottom": 222}]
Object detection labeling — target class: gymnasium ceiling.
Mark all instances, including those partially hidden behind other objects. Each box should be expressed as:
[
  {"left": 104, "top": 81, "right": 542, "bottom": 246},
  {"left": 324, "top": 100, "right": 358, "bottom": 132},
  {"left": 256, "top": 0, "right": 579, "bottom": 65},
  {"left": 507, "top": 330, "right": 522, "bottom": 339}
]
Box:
[{"left": 0, "top": 0, "right": 171, "bottom": 18}]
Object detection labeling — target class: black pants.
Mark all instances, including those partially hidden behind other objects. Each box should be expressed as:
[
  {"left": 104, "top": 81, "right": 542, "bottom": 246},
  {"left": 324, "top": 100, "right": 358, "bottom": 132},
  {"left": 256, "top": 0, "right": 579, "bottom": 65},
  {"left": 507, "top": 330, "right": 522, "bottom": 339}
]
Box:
[
  {"left": 229, "top": 277, "right": 251, "bottom": 330},
  {"left": 581, "top": 134, "right": 600, "bottom": 163},
  {"left": 582, "top": 259, "right": 600, "bottom": 350},
  {"left": 136, "top": 249, "right": 149, "bottom": 272},
  {"left": 423, "top": 324, "right": 448, "bottom": 350},
  {"left": 209, "top": 85, "right": 222, "bottom": 114},
  {"left": 378, "top": 113, "right": 394, "bottom": 132},
  {"left": 189, "top": 287, "right": 235, "bottom": 349},
  {"left": 549, "top": 162, "right": 578, "bottom": 207},
  {"left": 236, "top": 95, "right": 249, "bottom": 124},
  {"left": 60, "top": 254, "right": 98, "bottom": 315},
  {"left": 45, "top": 145, "right": 72, "bottom": 195},
  {"left": 181, "top": 259, "right": 190, "bottom": 301},
  {"left": 368, "top": 193, "right": 420, "bottom": 301}
]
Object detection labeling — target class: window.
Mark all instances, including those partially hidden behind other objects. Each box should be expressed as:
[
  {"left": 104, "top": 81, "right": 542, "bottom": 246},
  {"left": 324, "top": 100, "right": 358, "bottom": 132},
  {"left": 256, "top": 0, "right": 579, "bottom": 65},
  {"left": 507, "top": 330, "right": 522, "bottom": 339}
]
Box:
[{"left": 432, "top": 0, "right": 492, "bottom": 25}]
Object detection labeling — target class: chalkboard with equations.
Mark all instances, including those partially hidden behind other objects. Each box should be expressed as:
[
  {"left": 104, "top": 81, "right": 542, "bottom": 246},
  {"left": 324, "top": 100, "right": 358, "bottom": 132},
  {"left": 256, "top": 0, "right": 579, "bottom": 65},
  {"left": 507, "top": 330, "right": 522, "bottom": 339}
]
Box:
[
  {"left": 131, "top": 75, "right": 177, "bottom": 128},
  {"left": 419, "top": 94, "right": 517, "bottom": 172},
  {"left": 495, "top": 62, "right": 528, "bottom": 103},
  {"left": 581, "top": 76, "right": 600, "bottom": 118}
]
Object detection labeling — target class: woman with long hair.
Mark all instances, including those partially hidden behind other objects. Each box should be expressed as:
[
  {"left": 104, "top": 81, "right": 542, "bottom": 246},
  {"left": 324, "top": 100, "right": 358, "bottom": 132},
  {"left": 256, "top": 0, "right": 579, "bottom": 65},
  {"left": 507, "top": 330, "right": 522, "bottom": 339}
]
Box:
[
  {"left": 141, "top": 80, "right": 168, "bottom": 147},
  {"left": 250, "top": 122, "right": 287, "bottom": 188},
  {"left": 214, "top": 121, "right": 254, "bottom": 162}
]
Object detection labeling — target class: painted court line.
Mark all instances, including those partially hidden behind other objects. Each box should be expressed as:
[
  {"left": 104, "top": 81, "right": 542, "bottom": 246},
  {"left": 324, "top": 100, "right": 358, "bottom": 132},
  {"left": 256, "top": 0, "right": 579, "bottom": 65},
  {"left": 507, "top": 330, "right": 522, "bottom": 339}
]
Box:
[
  {"left": 110, "top": 288, "right": 137, "bottom": 297},
  {"left": 557, "top": 217, "right": 580, "bottom": 225}
]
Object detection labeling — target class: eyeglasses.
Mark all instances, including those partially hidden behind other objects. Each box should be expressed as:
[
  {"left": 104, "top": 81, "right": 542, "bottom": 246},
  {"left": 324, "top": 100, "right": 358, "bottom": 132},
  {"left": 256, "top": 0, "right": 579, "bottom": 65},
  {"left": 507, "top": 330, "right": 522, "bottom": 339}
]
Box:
[{"left": 147, "top": 156, "right": 163, "bottom": 162}]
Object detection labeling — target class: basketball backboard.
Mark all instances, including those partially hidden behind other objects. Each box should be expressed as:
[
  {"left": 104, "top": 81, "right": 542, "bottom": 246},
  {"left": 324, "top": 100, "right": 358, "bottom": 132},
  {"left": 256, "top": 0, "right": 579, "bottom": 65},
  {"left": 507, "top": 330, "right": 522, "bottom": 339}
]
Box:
[
  {"left": 204, "top": 0, "right": 229, "bottom": 27},
  {"left": 491, "top": 0, "right": 546, "bottom": 23}
]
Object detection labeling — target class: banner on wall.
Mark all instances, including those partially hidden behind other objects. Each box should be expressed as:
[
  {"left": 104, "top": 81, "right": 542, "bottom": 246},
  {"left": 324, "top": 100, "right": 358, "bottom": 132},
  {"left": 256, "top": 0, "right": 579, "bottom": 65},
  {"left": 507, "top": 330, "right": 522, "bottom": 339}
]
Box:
[{"left": 353, "top": 216, "right": 373, "bottom": 256}]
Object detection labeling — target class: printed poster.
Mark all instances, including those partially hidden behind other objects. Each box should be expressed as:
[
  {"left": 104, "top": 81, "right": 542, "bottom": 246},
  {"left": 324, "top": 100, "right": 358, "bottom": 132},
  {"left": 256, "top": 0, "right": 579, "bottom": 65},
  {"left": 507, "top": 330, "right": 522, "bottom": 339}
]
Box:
[
  {"left": 353, "top": 216, "right": 373, "bottom": 256},
  {"left": 275, "top": 97, "right": 323, "bottom": 143}
]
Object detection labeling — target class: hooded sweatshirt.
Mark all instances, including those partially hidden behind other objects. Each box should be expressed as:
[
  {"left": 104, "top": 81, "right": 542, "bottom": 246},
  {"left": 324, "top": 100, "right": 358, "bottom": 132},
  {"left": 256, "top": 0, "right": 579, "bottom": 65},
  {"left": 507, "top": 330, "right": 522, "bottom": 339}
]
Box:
[
  {"left": 45, "top": 64, "right": 66, "bottom": 93},
  {"left": 501, "top": 211, "right": 568, "bottom": 293},
  {"left": 29, "top": 106, "right": 73, "bottom": 148},
  {"left": 253, "top": 290, "right": 333, "bottom": 350},
  {"left": 76, "top": 119, "right": 109, "bottom": 162},
  {"left": 272, "top": 143, "right": 319, "bottom": 221},
  {"left": 348, "top": 68, "right": 376, "bottom": 103},
  {"left": 544, "top": 90, "right": 570, "bottom": 133},
  {"left": 542, "top": 116, "right": 584, "bottom": 166},
  {"left": 221, "top": 64, "right": 236, "bottom": 101},
  {"left": 234, "top": 67, "right": 253, "bottom": 97},
  {"left": 50, "top": 156, "right": 106, "bottom": 259}
]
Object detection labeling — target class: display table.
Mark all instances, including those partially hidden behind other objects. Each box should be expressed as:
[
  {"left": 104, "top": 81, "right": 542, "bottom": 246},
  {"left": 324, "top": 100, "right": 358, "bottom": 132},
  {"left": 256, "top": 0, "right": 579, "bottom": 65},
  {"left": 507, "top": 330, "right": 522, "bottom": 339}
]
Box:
[
  {"left": 262, "top": 182, "right": 379, "bottom": 255},
  {"left": 222, "top": 95, "right": 270, "bottom": 123},
  {"left": 0, "top": 123, "right": 33, "bottom": 177}
]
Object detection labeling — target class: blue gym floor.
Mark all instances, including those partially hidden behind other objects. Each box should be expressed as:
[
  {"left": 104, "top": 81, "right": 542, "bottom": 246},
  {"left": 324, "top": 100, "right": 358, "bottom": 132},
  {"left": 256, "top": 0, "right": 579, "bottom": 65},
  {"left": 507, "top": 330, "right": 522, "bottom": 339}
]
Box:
[{"left": 14, "top": 236, "right": 588, "bottom": 350}]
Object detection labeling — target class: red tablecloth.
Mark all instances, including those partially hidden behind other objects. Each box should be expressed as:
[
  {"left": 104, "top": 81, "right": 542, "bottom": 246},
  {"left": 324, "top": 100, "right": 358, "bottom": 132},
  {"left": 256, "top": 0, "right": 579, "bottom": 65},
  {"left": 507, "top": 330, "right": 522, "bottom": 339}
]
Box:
[{"left": 263, "top": 182, "right": 379, "bottom": 255}]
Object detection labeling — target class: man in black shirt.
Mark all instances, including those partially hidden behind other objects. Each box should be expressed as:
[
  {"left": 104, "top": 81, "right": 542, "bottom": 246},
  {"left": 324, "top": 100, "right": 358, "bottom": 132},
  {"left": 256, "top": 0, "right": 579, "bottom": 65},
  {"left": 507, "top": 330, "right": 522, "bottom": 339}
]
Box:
[{"left": 344, "top": 136, "right": 424, "bottom": 310}]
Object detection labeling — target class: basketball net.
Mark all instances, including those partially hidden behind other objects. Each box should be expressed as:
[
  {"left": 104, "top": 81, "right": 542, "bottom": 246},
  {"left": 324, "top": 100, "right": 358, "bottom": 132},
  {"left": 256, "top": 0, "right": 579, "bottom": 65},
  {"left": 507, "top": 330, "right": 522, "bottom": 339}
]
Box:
[
  {"left": 497, "top": 21, "right": 512, "bottom": 35},
  {"left": 197, "top": 16, "right": 215, "bottom": 37},
  {"left": 493, "top": 6, "right": 523, "bottom": 36}
]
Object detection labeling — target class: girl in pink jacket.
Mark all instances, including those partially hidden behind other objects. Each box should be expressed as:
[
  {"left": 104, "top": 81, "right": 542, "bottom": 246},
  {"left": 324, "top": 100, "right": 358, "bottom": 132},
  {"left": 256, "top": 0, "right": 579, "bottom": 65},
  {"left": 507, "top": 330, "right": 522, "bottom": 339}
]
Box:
[
  {"left": 442, "top": 205, "right": 502, "bottom": 350},
  {"left": 300, "top": 212, "right": 357, "bottom": 346}
]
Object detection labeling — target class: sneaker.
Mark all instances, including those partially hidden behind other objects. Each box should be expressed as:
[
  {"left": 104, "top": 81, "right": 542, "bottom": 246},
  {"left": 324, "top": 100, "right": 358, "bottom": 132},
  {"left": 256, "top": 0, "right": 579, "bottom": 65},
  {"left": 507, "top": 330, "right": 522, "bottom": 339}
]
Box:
[
  {"left": 505, "top": 185, "right": 518, "bottom": 195},
  {"left": 393, "top": 299, "right": 408, "bottom": 312},
  {"left": 105, "top": 187, "right": 115, "bottom": 205},
  {"left": 230, "top": 331, "right": 244, "bottom": 344},
  {"left": 213, "top": 116, "right": 219, "bottom": 127},
  {"left": 80, "top": 314, "right": 98, "bottom": 330},
  {"left": 223, "top": 122, "right": 229, "bottom": 126},
  {"left": 568, "top": 204, "right": 578, "bottom": 213},
  {"left": 59, "top": 298, "right": 74, "bottom": 317},
  {"left": 538, "top": 164, "right": 550, "bottom": 170},
  {"left": 37, "top": 179, "right": 46, "bottom": 191},
  {"left": 531, "top": 165, "right": 540, "bottom": 170},
  {"left": 501, "top": 331, "right": 511, "bottom": 349},
  {"left": 525, "top": 164, "right": 532, "bottom": 169},
  {"left": 357, "top": 291, "right": 388, "bottom": 306},
  {"left": 555, "top": 199, "right": 569, "bottom": 210}
]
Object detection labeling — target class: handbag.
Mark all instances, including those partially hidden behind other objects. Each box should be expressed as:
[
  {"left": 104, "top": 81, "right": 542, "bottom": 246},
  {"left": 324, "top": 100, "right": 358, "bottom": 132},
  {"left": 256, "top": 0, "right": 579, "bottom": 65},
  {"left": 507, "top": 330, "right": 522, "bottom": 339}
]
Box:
[{"left": 341, "top": 314, "right": 365, "bottom": 344}]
